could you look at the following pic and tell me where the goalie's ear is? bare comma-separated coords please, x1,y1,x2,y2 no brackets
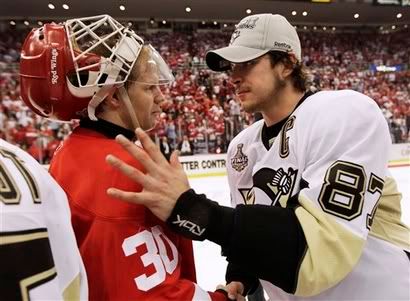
104,88,122,109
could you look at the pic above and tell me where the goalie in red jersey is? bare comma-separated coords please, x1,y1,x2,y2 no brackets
19,15,229,301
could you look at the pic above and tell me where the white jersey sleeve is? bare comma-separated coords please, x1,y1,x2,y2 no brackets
290,90,391,295
0,139,87,301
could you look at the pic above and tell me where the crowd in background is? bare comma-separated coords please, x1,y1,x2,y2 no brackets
1,26,409,163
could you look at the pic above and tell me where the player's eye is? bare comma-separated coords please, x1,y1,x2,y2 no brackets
230,58,259,72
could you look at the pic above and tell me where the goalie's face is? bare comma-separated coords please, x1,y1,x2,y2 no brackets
101,44,172,131
126,84,164,131
123,62,165,131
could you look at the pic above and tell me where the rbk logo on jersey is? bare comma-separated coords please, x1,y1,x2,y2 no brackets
172,215,205,237
231,143,248,172
239,167,298,207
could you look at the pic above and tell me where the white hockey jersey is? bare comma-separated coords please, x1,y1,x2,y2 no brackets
226,90,410,300
0,139,88,300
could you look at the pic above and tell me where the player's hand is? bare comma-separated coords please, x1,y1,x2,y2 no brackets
216,282,245,301
106,128,190,221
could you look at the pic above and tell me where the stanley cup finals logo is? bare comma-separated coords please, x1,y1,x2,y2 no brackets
231,143,248,172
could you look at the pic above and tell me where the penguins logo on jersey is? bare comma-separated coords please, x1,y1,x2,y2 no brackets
231,143,248,172
239,167,298,207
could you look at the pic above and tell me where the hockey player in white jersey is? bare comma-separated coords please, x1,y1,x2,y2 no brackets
0,139,88,300
105,14,410,301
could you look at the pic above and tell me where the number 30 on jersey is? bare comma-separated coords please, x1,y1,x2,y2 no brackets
122,226,178,291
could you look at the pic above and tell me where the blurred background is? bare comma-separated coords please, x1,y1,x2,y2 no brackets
0,0,409,163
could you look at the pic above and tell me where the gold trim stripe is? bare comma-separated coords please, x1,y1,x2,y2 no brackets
0,231,48,245
20,267,57,301
63,274,81,301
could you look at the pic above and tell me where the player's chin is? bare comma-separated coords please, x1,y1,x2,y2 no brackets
241,102,257,113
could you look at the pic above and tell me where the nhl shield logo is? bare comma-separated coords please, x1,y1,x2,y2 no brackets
231,143,248,172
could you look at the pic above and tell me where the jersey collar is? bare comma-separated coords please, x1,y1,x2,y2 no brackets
261,91,313,150
80,118,135,140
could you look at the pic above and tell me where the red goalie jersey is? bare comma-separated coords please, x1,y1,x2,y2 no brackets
50,123,227,301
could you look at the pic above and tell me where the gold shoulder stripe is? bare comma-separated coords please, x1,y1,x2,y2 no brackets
294,194,365,297
0,229,48,245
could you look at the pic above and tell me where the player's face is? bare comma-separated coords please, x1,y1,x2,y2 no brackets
126,69,164,131
229,54,285,113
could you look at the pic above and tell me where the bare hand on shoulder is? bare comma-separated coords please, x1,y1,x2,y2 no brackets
106,128,190,221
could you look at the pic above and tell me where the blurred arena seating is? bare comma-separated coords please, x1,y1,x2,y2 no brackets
1,25,409,163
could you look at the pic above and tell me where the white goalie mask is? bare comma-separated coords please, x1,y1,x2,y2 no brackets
64,14,174,121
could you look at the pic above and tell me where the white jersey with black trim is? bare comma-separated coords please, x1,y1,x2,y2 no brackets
226,90,410,300
0,139,88,300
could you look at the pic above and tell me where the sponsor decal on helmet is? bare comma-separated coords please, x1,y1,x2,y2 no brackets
51,48,59,85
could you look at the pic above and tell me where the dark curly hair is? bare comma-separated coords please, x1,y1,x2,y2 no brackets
268,51,307,92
